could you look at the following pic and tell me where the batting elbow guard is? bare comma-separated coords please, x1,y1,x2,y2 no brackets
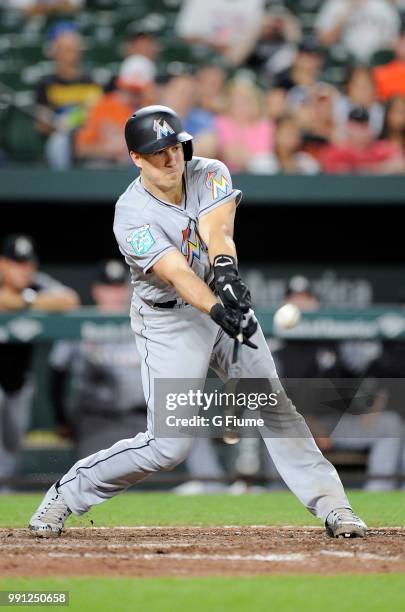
213,255,238,282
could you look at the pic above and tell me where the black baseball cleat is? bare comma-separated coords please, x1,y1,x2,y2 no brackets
325,507,368,538
28,483,71,538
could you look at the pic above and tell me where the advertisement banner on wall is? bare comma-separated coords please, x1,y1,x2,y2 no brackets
241,265,405,308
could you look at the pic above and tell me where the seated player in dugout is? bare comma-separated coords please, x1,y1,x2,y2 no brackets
49,260,147,460
29,106,367,539
0,235,79,488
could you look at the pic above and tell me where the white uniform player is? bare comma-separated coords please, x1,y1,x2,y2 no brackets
29,106,367,538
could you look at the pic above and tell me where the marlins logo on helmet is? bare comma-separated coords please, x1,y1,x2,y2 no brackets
153,118,175,140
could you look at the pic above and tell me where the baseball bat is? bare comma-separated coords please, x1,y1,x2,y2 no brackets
223,331,243,445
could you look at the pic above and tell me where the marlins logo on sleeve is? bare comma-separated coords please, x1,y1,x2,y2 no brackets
206,170,230,200
196,159,242,216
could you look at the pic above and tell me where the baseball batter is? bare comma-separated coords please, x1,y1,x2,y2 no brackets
29,105,367,538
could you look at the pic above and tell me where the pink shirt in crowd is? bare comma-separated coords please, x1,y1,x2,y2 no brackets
215,116,273,172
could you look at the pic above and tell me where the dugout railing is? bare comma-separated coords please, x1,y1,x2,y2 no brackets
2,170,405,203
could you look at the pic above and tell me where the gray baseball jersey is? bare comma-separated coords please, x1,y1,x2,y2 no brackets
59,156,351,521
113,156,242,305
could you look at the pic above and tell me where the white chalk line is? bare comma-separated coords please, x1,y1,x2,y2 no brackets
3,543,399,563
320,550,400,562
2,542,401,563
14,550,399,564
45,552,306,562
1,542,196,550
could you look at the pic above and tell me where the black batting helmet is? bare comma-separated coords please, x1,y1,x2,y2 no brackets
125,105,193,160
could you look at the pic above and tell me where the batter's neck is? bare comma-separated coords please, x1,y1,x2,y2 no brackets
141,176,184,206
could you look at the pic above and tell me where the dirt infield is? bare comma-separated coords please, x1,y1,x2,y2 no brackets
1,527,404,577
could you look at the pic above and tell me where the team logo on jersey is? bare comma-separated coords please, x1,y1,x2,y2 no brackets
206,170,230,200
126,224,155,256
153,118,175,140
181,219,202,266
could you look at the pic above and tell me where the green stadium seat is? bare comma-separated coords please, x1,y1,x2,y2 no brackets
153,0,182,13
160,41,195,65
87,41,121,65
12,44,44,64
75,11,100,36
87,0,119,9
0,71,25,92
0,9,25,34
0,105,45,163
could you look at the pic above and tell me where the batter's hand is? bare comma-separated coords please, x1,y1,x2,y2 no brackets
213,255,252,313
241,308,258,344
210,303,258,348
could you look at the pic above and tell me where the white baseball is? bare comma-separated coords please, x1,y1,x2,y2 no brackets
273,303,301,330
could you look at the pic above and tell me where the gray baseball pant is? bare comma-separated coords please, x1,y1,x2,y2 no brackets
59,301,350,520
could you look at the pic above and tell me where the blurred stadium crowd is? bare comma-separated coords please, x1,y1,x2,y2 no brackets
2,0,405,173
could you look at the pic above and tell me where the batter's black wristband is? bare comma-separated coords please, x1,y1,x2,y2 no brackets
213,255,238,281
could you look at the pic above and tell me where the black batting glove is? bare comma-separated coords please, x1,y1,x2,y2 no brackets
213,255,252,314
210,303,258,349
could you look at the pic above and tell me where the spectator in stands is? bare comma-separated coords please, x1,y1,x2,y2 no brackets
34,22,103,169
157,72,218,158
5,0,83,16
320,106,405,173
194,63,227,115
159,73,214,138
243,4,302,82
336,66,384,137
74,55,156,166
315,0,401,64
295,82,340,160
0,235,79,489
374,28,405,100
380,95,405,153
206,78,274,172
123,21,160,63
266,87,288,123
105,21,160,94
35,22,101,125
274,39,324,106
49,260,147,459
248,114,320,175
175,0,266,66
